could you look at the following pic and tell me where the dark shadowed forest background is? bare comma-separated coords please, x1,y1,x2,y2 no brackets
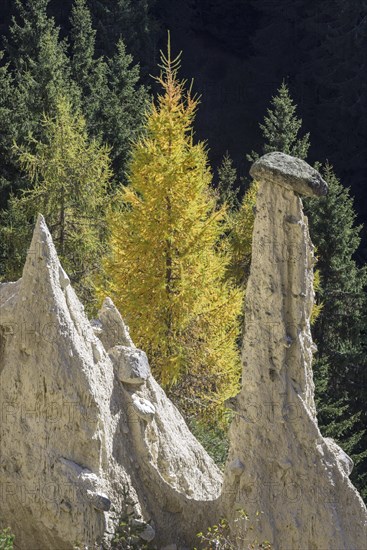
1,0,366,257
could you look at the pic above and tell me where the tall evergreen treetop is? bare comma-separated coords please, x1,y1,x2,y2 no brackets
6,0,51,66
0,0,78,210
70,0,97,90
69,0,149,183
1,0,149,190
216,151,239,210
248,81,310,161
90,39,149,183
0,53,17,199
6,0,74,103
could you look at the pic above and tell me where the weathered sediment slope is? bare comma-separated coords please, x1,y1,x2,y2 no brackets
0,215,221,549
222,152,367,549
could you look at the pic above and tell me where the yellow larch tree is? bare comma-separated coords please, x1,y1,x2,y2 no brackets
102,42,243,417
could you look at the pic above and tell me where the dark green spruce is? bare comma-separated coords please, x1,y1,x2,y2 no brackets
0,0,76,206
70,0,150,183
305,165,367,500
216,151,239,210
247,81,310,162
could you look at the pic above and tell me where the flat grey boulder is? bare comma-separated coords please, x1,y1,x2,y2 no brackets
132,519,156,542
109,345,150,385
250,151,328,197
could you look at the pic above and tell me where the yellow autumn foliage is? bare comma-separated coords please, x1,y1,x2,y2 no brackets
226,180,258,287
101,42,243,418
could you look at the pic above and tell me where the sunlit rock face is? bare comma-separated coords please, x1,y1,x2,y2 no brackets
0,215,221,550
222,152,367,549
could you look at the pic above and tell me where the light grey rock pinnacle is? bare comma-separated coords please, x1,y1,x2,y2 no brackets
0,214,221,549
222,154,367,548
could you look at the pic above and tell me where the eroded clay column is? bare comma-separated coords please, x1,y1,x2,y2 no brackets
221,152,367,549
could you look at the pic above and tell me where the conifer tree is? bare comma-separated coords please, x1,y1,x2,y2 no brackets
88,0,157,67
0,0,148,279
6,0,78,117
0,0,78,274
0,0,78,207
0,97,111,310
305,165,367,499
0,53,17,200
226,181,258,287
248,81,310,162
93,40,149,183
0,0,148,204
69,0,149,183
216,151,239,210
70,0,98,94
102,43,243,416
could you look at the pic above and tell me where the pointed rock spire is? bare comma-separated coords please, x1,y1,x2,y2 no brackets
0,215,221,549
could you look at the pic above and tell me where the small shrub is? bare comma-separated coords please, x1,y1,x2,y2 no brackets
0,528,14,550
196,510,272,550
111,486,155,550
188,418,230,469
